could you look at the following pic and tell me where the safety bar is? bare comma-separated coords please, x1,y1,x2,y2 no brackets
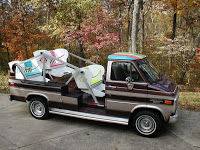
68,52,97,65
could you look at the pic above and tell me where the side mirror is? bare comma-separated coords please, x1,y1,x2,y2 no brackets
126,77,131,84
126,77,134,90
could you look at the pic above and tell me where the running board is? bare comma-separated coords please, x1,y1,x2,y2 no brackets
49,108,129,125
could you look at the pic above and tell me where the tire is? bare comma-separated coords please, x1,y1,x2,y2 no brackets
29,97,49,120
132,110,163,137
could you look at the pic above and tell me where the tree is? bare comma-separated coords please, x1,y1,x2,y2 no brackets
180,31,200,81
1,0,48,60
61,7,120,64
53,0,98,66
131,0,141,53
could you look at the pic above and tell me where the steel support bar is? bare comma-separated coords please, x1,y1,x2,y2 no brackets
15,64,27,80
69,52,97,65
43,53,79,70
65,69,79,85
80,71,99,104
42,54,46,82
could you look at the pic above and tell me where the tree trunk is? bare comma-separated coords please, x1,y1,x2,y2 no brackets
172,12,177,40
140,0,144,53
77,23,85,67
145,23,149,39
22,16,28,59
77,40,85,67
119,3,123,45
2,2,10,62
96,48,102,64
131,0,141,53
127,0,133,41
180,31,200,81
47,11,50,25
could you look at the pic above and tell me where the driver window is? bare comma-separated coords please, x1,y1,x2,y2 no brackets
111,62,143,82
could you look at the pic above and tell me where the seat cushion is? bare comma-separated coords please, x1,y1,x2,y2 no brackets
50,62,63,67
90,78,102,86
25,71,41,77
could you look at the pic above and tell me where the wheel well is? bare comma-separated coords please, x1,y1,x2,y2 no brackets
129,108,164,125
26,95,48,103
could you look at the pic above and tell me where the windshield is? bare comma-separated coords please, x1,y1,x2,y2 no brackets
137,59,161,83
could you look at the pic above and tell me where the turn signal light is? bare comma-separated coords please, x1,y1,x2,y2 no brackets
165,100,172,105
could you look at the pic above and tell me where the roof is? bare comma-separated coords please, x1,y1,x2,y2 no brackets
108,52,146,60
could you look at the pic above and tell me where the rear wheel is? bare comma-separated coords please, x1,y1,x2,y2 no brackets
29,97,49,119
132,110,163,137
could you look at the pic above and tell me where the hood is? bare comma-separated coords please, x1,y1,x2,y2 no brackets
151,75,177,93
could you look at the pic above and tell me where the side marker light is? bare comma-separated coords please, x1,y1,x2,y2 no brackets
165,100,172,105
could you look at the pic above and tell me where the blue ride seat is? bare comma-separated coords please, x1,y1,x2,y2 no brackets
24,61,41,77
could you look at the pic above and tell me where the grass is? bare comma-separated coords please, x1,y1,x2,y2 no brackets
0,72,199,111
179,92,200,112
0,72,9,93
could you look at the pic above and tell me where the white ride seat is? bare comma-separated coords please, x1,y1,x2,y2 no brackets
33,49,74,77
10,59,49,82
73,65,105,97
47,48,74,77
83,65,105,86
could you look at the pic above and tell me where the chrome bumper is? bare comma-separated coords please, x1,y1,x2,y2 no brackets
9,95,12,101
168,110,178,123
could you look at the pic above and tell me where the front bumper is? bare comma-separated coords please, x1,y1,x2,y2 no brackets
168,110,178,123
9,95,12,101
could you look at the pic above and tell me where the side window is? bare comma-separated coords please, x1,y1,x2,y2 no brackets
111,62,143,82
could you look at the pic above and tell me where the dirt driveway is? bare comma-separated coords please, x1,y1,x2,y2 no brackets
0,93,199,150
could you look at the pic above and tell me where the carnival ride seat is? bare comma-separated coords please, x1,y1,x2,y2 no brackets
10,59,49,82
73,65,105,97
33,49,74,77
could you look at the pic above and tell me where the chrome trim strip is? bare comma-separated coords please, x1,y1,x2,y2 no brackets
106,90,148,98
10,86,61,96
17,82,61,89
106,84,176,96
148,94,174,100
106,90,174,100
49,108,129,125
106,99,138,105
8,79,22,83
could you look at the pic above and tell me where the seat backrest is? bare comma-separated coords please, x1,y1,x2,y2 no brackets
33,50,51,69
73,68,93,89
53,48,69,62
33,50,48,56
23,60,41,77
84,65,105,78
24,61,32,72
49,49,68,67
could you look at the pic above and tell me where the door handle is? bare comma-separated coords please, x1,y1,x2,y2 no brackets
108,85,117,89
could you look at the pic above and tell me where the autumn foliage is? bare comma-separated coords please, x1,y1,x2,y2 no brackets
0,0,200,90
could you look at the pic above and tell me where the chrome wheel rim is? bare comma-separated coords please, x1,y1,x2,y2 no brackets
136,115,156,135
30,101,45,117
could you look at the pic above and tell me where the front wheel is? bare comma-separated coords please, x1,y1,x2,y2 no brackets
29,97,49,119
132,110,163,137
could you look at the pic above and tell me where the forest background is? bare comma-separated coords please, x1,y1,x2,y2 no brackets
0,0,200,110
